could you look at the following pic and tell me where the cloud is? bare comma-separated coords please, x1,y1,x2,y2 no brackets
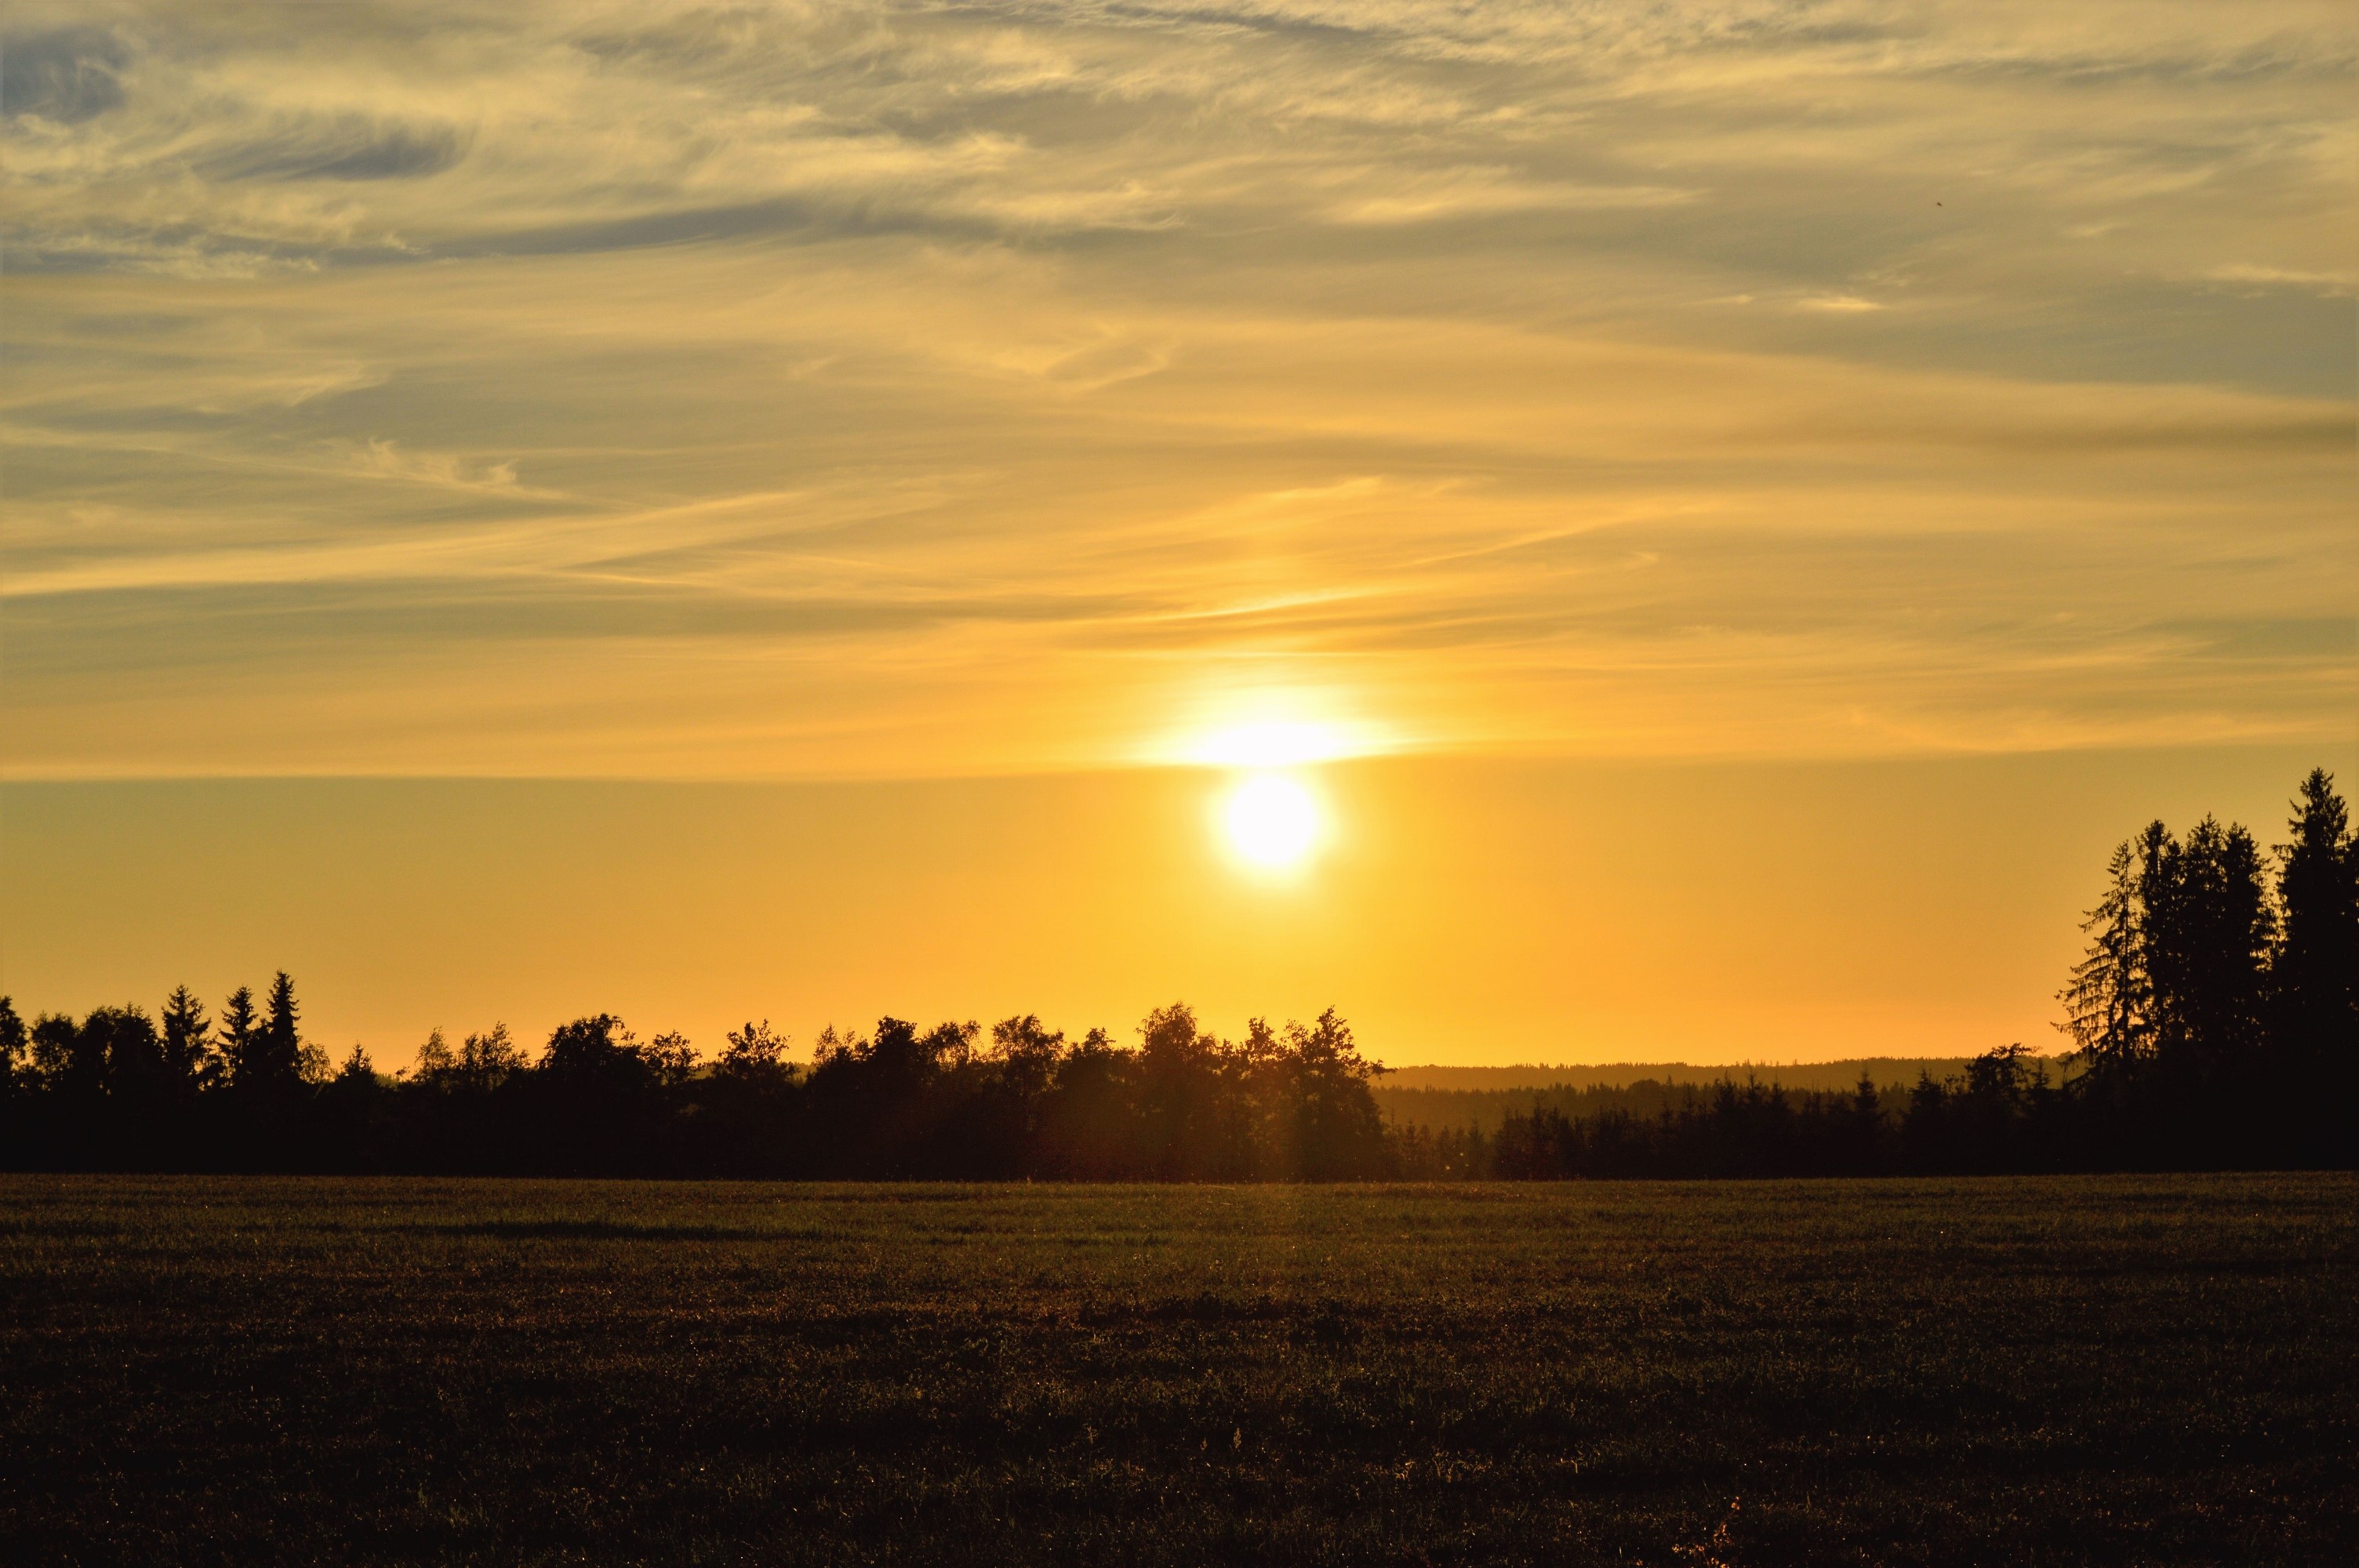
198,117,470,183
2,0,2350,778
1330,177,1698,224
2206,263,2356,296
2,26,129,124
348,438,522,492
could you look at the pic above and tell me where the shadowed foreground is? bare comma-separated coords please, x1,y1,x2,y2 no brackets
2,1176,2354,1566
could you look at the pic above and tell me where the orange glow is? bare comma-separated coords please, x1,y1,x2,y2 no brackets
2,4,2347,1069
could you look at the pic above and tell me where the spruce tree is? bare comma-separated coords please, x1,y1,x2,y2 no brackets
2273,769,2358,1064
2272,770,2357,1156
2142,817,2274,1079
159,986,213,1091
217,986,260,1087
252,971,305,1088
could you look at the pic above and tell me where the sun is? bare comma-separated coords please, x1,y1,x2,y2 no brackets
1219,772,1325,870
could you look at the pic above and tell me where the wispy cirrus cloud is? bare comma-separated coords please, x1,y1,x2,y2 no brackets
2,1,2350,779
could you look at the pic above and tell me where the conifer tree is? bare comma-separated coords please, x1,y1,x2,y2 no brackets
2272,770,2357,1157
2273,769,2358,1065
219,976,304,1091
159,986,213,1091
254,971,304,1087
2059,836,2154,1071
217,986,260,1084
2148,818,2276,1075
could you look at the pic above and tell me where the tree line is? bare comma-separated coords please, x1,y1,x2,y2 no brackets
2,768,2350,1180
1472,768,2357,1177
0,993,1394,1180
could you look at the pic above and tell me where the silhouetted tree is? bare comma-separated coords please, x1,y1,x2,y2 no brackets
2270,769,2357,1159
1899,1069,1956,1174
1042,1027,1135,1179
645,1031,697,1088
805,1017,983,1176
540,1014,652,1087
31,1011,104,1104
2059,838,2154,1075
522,1014,673,1175
967,1014,1064,1176
216,986,261,1087
5,768,2350,1180
248,971,308,1089
1841,1070,1888,1174
93,1005,171,1104
458,1024,525,1089
401,1025,515,1173
990,1014,1064,1099
717,1020,794,1090
1390,1120,1492,1178
159,985,215,1091
692,1020,800,1175
1265,1009,1390,1179
1494,1102,1579,1178
0,996,27,1102
2143,818,2275,1081
1134,1003,1252,1181
415,1028,456,1077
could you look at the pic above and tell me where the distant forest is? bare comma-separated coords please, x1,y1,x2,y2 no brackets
3,768,2352,1179
1371,1062,1999,1140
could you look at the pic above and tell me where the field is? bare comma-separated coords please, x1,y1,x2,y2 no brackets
2,1176,2354,1566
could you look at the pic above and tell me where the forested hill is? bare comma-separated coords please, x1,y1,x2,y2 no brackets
1372,1059,2064,1134
1372,1059,2022,1135
1379,1060,1994,1092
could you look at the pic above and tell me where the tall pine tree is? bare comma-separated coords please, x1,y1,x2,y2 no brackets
2271,770,2357,1156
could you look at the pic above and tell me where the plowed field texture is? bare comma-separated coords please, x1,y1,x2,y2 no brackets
2,1174,2354,1566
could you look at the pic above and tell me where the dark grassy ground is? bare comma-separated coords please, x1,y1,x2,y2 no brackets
1,1175,2353,1566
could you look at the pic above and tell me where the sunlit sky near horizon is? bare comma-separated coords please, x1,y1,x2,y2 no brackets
2,2,2352,1065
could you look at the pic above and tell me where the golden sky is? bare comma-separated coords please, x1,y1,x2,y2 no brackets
2,3,2353,1062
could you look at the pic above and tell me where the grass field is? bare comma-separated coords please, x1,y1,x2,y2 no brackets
2,1175,2354,1566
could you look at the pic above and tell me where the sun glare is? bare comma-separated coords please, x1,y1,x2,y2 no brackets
1185,719,1361,769
1219,772,1325,871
